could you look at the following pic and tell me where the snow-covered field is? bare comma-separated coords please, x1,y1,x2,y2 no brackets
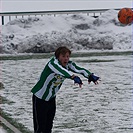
0,53,133,133
0,126,7,133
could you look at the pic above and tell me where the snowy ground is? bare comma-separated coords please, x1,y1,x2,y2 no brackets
0,126,7,133
0,52,133,133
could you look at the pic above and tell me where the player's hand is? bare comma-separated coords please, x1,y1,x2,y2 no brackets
88,73,100,85
73,76,83,88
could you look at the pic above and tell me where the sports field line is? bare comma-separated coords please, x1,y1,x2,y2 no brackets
0,116,22,133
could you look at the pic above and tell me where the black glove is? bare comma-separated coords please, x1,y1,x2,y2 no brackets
73,76,83,85
88,73,99,83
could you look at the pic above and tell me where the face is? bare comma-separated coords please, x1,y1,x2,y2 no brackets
58,52,70,67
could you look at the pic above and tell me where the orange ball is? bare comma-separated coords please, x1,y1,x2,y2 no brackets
132,11,133,20
118,8,133,24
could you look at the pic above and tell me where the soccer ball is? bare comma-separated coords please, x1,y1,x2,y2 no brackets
118,8,133,25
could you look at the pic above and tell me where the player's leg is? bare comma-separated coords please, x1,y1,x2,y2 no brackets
32,95,48,133
45,97,56,133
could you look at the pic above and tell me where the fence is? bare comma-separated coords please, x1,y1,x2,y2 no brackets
0,8,122,25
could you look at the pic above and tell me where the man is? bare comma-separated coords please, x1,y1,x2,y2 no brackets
31,46,99,133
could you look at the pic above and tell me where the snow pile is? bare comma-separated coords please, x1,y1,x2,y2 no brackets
0,9,132,54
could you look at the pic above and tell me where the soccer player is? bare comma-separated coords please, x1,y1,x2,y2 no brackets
31,46,99,133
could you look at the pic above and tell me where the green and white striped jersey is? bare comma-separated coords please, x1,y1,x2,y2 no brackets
31,57,91,101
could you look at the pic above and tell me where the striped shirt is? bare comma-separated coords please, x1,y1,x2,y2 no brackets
31,57,91,101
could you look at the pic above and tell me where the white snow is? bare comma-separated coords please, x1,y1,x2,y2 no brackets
0,9,132,54
1,54,132,133
0,126,7,133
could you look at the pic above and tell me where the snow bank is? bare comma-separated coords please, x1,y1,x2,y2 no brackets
0,9,132,54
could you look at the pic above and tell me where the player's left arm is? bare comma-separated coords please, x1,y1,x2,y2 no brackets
68,61,100,84
68,61,91,78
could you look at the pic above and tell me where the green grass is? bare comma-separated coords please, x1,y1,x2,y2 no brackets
72,51,133,58
0,82,4,90
0,96,15,104
0,51,132,61
0,53,53,60
1,122,14,133
73,59,115,63
0,96,32,133
1,110,32,133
